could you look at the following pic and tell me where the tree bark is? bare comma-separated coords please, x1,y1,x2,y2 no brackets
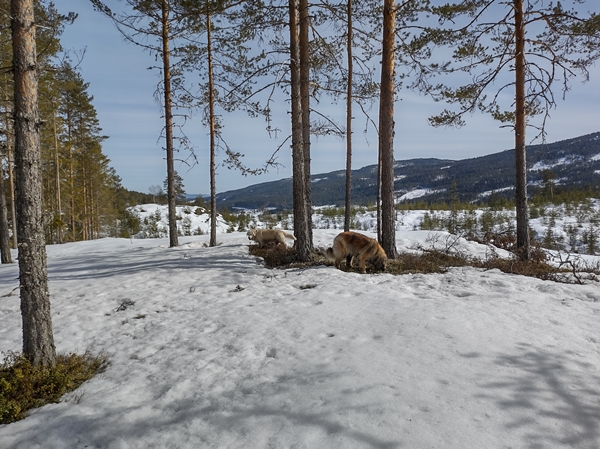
4,73,18,248
299,0,313,250
514,0,530,260
67,114,75,241
344,0,353,232
289,0,310,262
207,1,217,247
1,75,14,261
377,141,381,242
11,0,56,366
52,105,62,244
378,0,397,259
0,159,12,263
161,0,178,248
8,141,17,247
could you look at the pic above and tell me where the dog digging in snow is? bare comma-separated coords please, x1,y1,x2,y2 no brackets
326,231,387,273
247,229,296,249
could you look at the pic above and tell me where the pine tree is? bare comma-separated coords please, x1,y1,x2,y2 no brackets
426,0,600,260
378,0,397,259
175,1,295,246
1,68,14,261
91,0,198,248
11,0,56,366
344,0,353,232
54,63,109,241
289,0,311,262
1,7,15,255
0,159,12,263
163,170,186,203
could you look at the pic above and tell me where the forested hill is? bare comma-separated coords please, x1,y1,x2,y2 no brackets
214,132,600,210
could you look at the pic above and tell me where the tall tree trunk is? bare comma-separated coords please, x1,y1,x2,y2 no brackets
4,73,17,248
90,176,98,239
377,142,381,242
52,105,62,244
11,0,56,366
207,1,217,247
379,0,397,259
289,0,310,262
344,0,353,232
1,76,14,260
514,0,530,260
0,159,12,263
68,118,75,241
161,0,178,247
8,137,17,247
80,129,89,241
299,0,312,249
82,169,89,240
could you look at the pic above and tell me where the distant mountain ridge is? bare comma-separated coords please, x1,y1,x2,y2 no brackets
214,132,600,210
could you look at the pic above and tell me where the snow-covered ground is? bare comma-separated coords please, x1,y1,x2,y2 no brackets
1,227,600,448
127,201,600,257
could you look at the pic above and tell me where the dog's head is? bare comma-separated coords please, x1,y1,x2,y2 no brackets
246,229,258,241
370,250,388,272
371,255,387,272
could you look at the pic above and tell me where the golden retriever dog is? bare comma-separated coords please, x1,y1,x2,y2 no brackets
247,229,296,248
326,231,387,273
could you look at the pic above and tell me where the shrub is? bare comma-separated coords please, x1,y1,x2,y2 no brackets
475,254,565,282
0,351,108,424
386,250,472,275
181,216,192,236
248,244,301,268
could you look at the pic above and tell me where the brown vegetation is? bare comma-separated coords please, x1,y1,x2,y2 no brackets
249,233,599,284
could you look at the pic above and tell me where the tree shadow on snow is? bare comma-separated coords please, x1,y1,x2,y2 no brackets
164,366,401,448
5,366,402,449
479,342,600,449
44,243,257,281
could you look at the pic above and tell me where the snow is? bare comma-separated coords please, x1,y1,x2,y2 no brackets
129,204,230,238
479,186,514,197
2,227,600,448
397,189,444,201
529,156,583,171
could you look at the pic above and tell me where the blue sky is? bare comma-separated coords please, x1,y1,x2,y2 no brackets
58,0,600,196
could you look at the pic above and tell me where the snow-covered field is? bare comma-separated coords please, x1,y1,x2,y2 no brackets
1,225,600,448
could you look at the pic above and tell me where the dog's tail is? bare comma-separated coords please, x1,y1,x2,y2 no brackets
325,247,335,260
283,232,296,241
